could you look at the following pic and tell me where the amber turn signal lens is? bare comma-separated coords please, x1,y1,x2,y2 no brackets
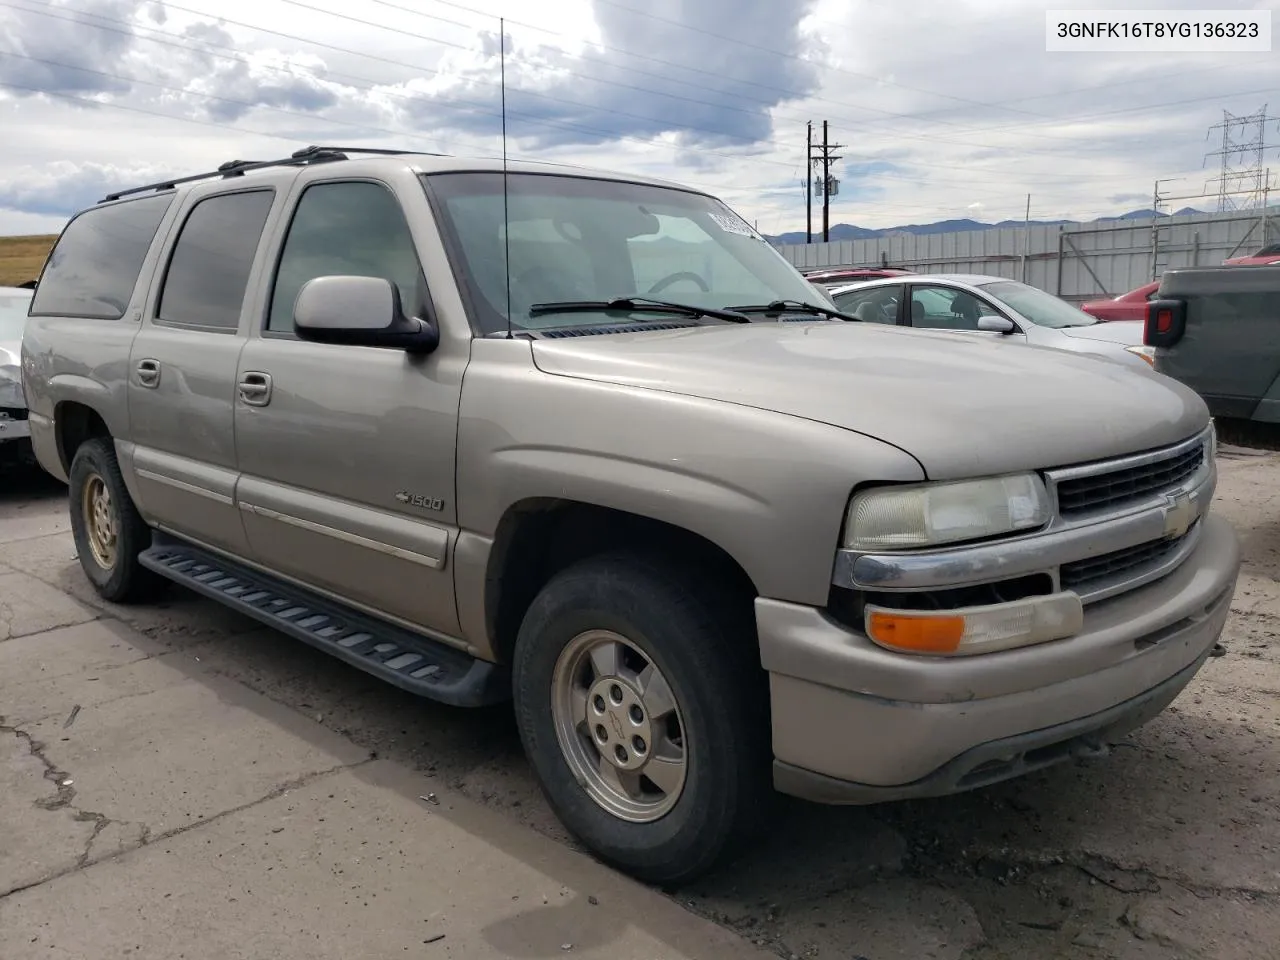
867,611,965,654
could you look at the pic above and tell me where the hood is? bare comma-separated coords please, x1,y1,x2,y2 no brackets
1057,320,1144,346
530,322,1207,480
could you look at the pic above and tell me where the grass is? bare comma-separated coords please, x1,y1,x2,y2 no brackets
0,235,56,287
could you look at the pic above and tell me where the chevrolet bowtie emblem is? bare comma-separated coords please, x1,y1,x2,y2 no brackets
1163,492,1196,539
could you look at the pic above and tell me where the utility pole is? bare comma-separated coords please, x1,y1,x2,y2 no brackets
1020,194,1031,282
810,121,844,243
822,121,831,242
805,122,813,244
1151,178,1178,281
1262,167,1273,244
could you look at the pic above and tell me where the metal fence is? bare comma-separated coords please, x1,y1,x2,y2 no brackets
774,207,1279,302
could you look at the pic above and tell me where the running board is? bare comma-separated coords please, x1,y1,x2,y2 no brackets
139,537,508,707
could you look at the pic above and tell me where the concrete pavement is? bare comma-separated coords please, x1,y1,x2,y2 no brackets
0,620,766,960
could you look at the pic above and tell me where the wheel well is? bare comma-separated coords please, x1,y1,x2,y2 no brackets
55,402,110,473
485,500,759,663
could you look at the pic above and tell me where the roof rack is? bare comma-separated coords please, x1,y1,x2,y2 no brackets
99,145,449,203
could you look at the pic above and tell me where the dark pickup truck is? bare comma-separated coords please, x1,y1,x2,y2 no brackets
1147,264,1280,423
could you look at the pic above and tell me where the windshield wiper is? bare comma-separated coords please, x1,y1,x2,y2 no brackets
527,297,750,323
725,300,860,322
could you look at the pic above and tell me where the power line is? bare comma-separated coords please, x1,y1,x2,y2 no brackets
0,50,493,155
228,0,1107,161
584,0,1046,121
369,0,1256,154
6,0,1267,184
4,0,1184,191
163,2,1280,164
259,0,1261,164
357,0,1096,148
2,0,1274,227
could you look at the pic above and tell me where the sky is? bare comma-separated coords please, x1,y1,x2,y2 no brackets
0,0,1277,238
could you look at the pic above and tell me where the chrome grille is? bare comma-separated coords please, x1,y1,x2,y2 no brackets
1059,526,1194,594
1055,441,1205,517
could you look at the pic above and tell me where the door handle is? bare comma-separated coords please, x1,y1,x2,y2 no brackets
238,372,272,407
136,358,160,388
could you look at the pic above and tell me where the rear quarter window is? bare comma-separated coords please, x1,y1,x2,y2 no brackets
29,194,174,320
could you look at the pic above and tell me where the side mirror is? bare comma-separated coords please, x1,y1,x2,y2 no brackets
977,315,1016,334
294,276,439,353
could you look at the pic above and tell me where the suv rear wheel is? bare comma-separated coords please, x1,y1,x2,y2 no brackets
68,437,163,603
512,552,770,885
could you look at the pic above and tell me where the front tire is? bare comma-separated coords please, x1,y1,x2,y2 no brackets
512,553,771,885
68,437,163,603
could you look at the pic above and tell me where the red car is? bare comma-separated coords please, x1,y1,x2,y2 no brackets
803,266,914,287
1223,242,1280,266
1079,280,1161,322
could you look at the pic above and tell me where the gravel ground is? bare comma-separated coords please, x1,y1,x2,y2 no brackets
2,446,1277,960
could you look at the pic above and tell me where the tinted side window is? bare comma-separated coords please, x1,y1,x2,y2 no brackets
268,181,422,334
833,284,902,323
158,190,275,330
909,285,1001,331
30,194,173,320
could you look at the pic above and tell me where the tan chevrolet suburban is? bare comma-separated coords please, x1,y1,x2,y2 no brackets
20,146,1241,884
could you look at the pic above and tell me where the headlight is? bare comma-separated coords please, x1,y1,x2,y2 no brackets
845,474,1050,551
1125,345,1156,367
1208,419,1217,461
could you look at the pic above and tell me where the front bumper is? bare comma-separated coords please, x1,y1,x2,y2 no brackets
759,513,1239,803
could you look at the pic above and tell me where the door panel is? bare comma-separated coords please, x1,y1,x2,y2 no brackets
232,177,464,639
128,328,248,551
234,338,464,636
127,188,275,555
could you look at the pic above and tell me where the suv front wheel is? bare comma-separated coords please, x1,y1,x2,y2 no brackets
512,553,770,885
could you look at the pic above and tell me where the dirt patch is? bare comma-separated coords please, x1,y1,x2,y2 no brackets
0,235,55,287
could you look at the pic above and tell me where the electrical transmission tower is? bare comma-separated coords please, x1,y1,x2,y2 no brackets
1203,105,1280,212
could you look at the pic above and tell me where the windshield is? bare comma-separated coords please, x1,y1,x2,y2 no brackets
977,280,1097,329
0,291,33,341
425,172,824,334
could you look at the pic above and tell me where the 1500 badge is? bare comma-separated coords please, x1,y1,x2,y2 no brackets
395,491,445,511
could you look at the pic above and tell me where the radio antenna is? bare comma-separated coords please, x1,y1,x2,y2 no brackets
500,17,513,340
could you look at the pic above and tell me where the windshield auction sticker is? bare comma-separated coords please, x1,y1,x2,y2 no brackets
708,212,761,239
1046,9,1271,52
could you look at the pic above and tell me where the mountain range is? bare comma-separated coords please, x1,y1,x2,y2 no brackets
765,207,1208,245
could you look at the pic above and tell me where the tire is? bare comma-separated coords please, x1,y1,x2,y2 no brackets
512,552,772,886
67,437,164,603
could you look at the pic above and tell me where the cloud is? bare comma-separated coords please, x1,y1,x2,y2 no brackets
385,0,826,152
0,161,179,216
1,0,1278,236
0,0,147,99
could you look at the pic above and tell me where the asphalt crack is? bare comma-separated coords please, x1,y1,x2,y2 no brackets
911,840,1280,903
0,742,375,902
0,719,129,877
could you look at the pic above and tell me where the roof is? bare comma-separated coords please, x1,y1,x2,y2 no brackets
826,273,1012,295
99,145,701,204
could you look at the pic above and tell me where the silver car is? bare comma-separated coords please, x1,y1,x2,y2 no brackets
829,274,1153,368
0,284,34,467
